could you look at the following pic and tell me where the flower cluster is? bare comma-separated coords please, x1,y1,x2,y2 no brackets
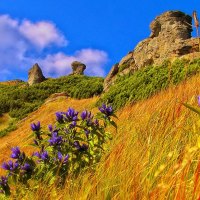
0,104,116,196
99,104,113,117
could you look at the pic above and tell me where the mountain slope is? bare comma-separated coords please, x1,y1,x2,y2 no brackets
0,72,200,199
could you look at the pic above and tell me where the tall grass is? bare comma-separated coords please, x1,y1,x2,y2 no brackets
2,74,200,199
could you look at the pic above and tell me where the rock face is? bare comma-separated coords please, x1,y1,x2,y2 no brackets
71,61,86,75
104,11,200,91
28,63,45,85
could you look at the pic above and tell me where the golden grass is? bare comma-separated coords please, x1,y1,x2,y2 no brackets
0,114,12,130
1,74,200,199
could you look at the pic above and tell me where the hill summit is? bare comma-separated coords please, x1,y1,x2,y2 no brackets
104,10,200,91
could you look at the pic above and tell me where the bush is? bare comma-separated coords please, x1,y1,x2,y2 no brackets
0,75,104,120
97,59,200,110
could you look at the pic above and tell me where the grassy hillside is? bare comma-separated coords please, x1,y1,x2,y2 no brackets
98,59,200,110
0,114,12,131
0,75,103,120
0,72,200,199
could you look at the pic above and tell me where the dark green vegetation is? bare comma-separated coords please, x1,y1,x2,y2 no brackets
98,59,200,110
0,75,103,120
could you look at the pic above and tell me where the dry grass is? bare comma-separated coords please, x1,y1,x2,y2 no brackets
1,74,200,199
0,114,12,131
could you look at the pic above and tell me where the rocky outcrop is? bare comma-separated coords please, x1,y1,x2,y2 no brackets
104,11,200,91
28,63,45,85
71,61,86,75
103,63,119,91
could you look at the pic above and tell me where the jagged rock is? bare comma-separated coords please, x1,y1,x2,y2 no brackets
104,10,200,91
71,61,86,75
28,63,45,86
103,63,119,91
134,11,193,68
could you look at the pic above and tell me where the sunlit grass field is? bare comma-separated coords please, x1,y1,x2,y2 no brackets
1,73,200,199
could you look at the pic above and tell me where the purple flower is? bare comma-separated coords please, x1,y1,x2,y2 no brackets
2,160,19,171
21,163,32,172
33,151,41,159
65,108,78,122
70,121,76,129
81,110,93,120
56,112,64,123
41,151,49,161
99,104,113,116
30,121,41,132
198,96,200,106
0,176,8,187
84,129,90,137
48,124,53,132
48,131,63,146
74,141,88,152
57,152,69,164
10,147,21,159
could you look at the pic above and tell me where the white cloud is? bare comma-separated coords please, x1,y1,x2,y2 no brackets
0,14,108,80
19,20,67,49
34,49,108,77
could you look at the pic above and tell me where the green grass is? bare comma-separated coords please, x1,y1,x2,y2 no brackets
97,59,200,110
0,75,103,120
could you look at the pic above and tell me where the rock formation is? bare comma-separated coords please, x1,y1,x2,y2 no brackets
71,61,86,75
28,63,46,85
104,11,200,91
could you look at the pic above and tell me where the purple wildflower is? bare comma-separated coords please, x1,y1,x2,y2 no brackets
33,151,41,159
74,141,88,152
21,163,32,172
30,121,41,132
41,151,49,161
84,129,90,137
56,112,64,123
10,147,21,159
0,176,8,188
70,121,76,129
57,152,69,164
48,131,63,146
2,160,19,171
81,110,93,120
99,104,113,117
65,108,78,122
198,96,200,106
48,124,53,132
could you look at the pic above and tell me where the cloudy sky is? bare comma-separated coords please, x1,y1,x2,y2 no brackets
0,0,199,81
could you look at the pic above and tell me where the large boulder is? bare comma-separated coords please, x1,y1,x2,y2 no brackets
134,11,193,68
104,10,200,91
71,61,86,75
28,63,45,86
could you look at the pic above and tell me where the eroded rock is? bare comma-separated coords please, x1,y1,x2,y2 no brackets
28,63,45,85
71,61,86,75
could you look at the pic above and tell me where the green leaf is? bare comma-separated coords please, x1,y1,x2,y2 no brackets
110,120,117,129
183,103,200,116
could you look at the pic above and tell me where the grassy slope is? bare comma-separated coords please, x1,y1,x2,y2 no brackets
0,114,12,131
0,97,98,175
1,73,200,199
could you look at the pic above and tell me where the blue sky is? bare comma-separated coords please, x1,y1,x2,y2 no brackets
0,0,199,81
